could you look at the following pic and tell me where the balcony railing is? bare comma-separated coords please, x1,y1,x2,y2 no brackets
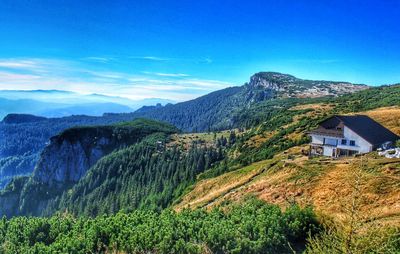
310,143,337,147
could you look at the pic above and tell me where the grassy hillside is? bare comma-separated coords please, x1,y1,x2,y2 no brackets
177,146,400,224
360,106,400,134
176,107,400,252
177,107,400,220
173,87,400,216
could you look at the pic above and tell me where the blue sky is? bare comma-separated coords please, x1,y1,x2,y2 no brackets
0,0,399,101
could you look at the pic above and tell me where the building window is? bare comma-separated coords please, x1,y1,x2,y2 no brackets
349,140,356,146
341,139,347,145
324,138,337,146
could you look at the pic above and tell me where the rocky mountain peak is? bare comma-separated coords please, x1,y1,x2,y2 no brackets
248,72,297,91
247,71,368,98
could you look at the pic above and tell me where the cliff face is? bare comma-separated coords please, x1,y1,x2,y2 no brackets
32,125,146,186
248,73,290,92
34,134,111,186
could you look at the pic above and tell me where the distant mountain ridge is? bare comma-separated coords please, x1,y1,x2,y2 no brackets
0,90,175,119
2,114,47,124
131,72,369,131
0,89,174,106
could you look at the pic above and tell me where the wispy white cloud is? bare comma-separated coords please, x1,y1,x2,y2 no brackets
177,79,229,89
130,56,170,61
142,71,190,77
0,60,38,69
0,58,80,75
0,57,232,101
129,56,214,64
85,70,126,79
82,57,114,63
0,71,41,82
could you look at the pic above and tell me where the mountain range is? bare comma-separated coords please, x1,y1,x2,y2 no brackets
0,90,174,119
0,72,372,190
0,71,399,252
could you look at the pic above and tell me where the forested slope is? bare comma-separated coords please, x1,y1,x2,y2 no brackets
0,119,179,217
45,133,227,216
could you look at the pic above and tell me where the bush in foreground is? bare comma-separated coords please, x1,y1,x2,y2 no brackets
0,199,319,254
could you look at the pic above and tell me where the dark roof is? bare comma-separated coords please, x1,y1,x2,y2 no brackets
316,115,399,145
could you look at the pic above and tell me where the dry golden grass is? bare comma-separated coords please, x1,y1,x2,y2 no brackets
285,131,303,142
245,131,276,148
290,103,333,111
175,160,274,211
177,146,400,226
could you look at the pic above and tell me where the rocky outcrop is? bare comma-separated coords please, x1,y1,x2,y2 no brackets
248,72,368,98
248,73,292,91
32,125,145,187
33,136,109,186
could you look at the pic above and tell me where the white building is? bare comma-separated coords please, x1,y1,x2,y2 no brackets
309,115,399,157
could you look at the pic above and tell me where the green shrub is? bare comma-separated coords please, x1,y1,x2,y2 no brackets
0,200,319,254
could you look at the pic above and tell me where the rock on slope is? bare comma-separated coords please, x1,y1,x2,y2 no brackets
33,127,131,186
